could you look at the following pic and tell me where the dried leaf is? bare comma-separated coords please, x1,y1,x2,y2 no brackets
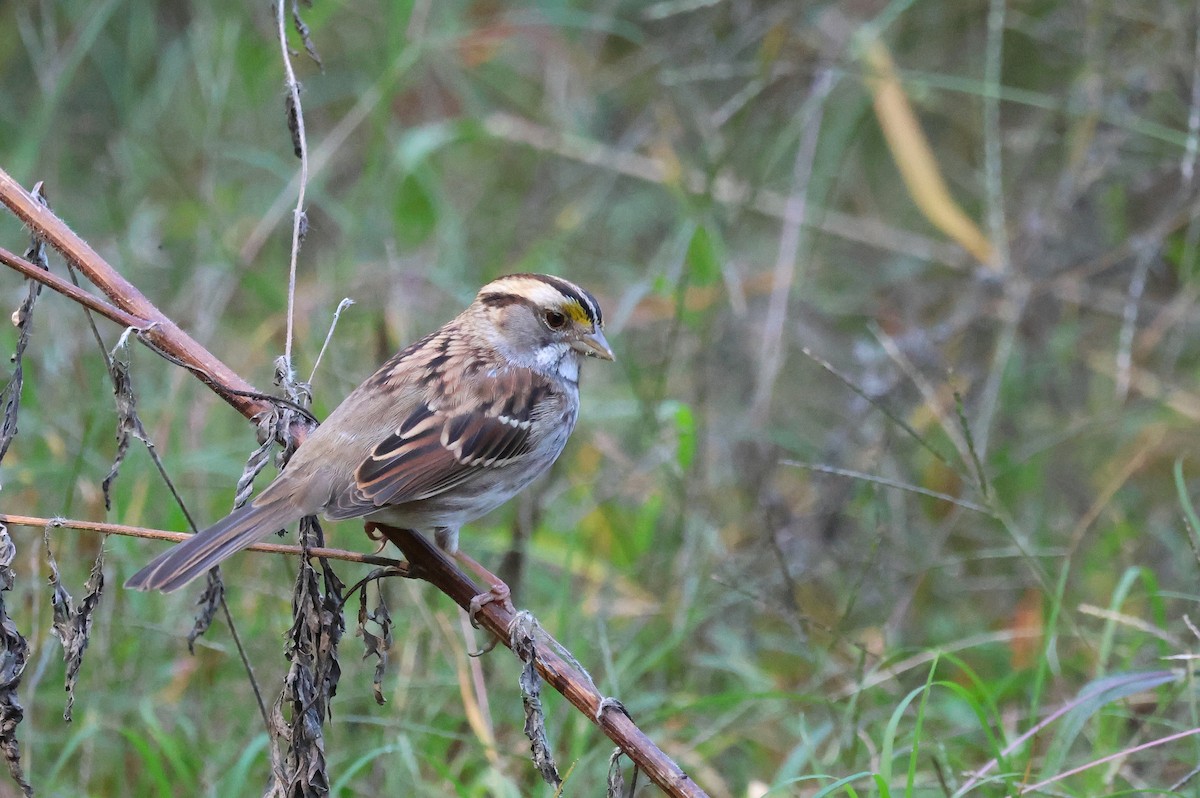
284,90,304,159
186,569,225,654
290,0,323,68
100,351,152,510
607,749,626,798
0,525,32,796
510,612,561,787
356,587,392,705
44,528,105,723
0,212,48,467
266,517,343,798
863,39,994,267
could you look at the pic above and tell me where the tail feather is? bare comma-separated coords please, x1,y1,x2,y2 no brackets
125,499,302,592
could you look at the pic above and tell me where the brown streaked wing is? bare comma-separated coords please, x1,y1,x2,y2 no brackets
323,367,555,520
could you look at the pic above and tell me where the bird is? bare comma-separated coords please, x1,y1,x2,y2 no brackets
125,273,613,600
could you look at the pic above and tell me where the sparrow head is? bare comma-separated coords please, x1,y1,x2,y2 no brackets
473,274,614,370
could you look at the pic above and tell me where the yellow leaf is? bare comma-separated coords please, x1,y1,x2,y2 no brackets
864,40,995,268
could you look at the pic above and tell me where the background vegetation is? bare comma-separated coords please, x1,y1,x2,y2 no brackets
2,0,1200,795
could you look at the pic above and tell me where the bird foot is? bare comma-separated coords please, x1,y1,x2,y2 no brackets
363,522,390,554
468,581,514,627
454,549,516,626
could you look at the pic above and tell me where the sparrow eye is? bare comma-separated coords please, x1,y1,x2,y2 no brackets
544,310,567,330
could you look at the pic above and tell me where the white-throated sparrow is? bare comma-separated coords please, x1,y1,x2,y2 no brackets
126,273,613,594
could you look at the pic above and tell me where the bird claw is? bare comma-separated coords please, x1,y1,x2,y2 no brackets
453,548,515,627
468,581,514,627
362,522,389,554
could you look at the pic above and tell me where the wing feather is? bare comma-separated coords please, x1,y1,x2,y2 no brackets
323,366,558,521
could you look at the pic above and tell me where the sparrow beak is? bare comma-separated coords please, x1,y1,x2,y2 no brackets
573,328,615,361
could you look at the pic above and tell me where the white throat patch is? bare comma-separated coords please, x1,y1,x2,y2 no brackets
556,353,579,383
532,342,578,382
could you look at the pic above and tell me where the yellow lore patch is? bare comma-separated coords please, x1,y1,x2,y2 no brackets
562,300,591,325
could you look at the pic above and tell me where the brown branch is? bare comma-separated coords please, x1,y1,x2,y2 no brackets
0,168,708,797
0,514,406,571
0,169,293,430
377,526,704,797
0,246,149,330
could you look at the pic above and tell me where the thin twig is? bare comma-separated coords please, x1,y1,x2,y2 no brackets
952,391,991,499
970,278,1028,462
240,46,417,265
954,670,1178,795
220,595,271,729
1184,13,1200,184
0,245,147,330
1042,192,1200,305
277,0,309,367
0,514,406,571
0,170,299,433
833,628,1045,702
309,298,354,384
868,321,974,471
800,345,959,471
782,461,994,516
1076,604,1183,647
1115,245,1154,402
1019,725,1200,795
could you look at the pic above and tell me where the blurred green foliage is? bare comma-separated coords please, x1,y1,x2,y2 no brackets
3,0,1200,796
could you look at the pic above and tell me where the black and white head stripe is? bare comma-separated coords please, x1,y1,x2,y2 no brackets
478,273,603,326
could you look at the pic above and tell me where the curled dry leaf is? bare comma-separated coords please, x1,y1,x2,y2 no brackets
607,748,630,798
0,525,31,797
100,351,152,511
186,569,225,655
290,0,323,68
510,612,561,788
267,517,344,798
356,586,392,706
0,217,47,467
0,204,43,796
43,528,105,723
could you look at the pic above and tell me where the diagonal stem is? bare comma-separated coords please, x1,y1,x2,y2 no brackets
0,168,299,434
375,525,706,798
